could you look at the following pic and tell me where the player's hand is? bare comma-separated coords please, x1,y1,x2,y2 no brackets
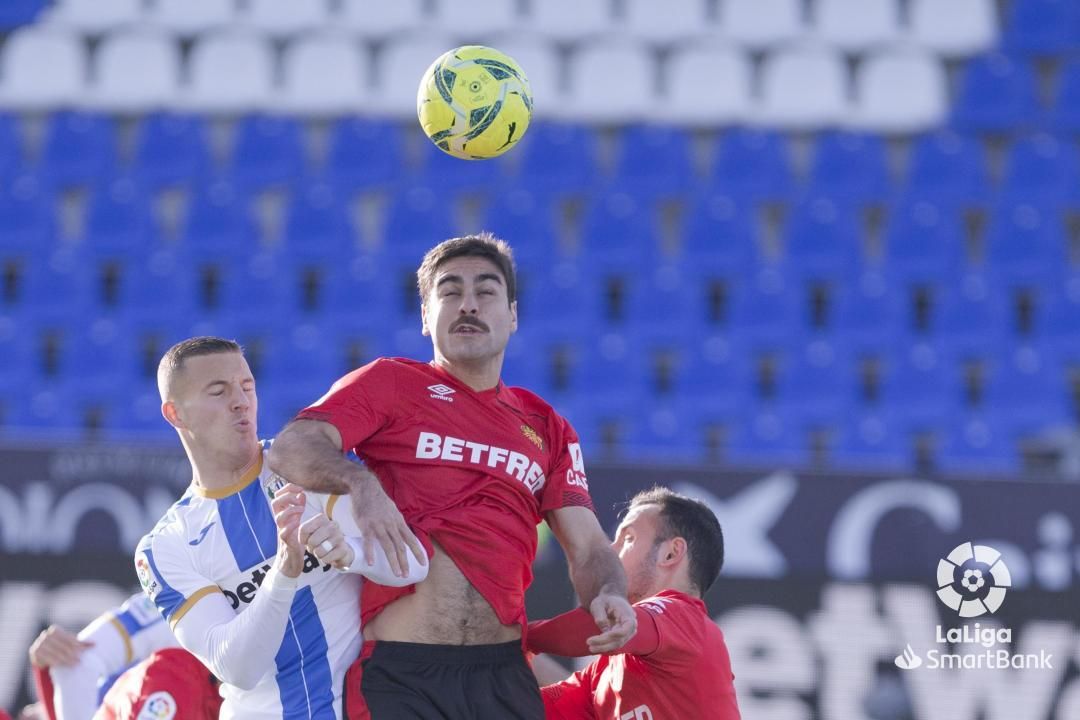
300,513,353,570
587,593,637,654
272,483,307,578
16,702,47,720
348,475,427,578
28,626,91,668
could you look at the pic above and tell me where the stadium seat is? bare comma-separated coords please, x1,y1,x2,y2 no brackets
238,0,330,38
280,182,357,264
619,0,714,45
710,128,794,199
113,254,197,330
808,132,891,201
810,0,900,52
908,0,998,57
0,0,46,29
430,0,519,39
882,200,964,283
573,334,652,404
43,0,143,33
1049,59,1080,133
719,0,802,50
783,196,861,280
726,405,809,467
181,32,275,114
516,121,600,194
524,0,615,42
951,53,1039,133
145,0,234,36
566,41,654,124
487,33,562,119
903,131,990,203
985,203,1065,283
179,179,260,261
577,191,660,271
757,45,849,130
336,0,426,39
82,177,155,259
0,174,55,251
0,27,85,110
375,33,459,117
851,48,948,134
982,345,1072,427
620,272,698,343
324,117,404,192
937,413,1020,476
936,276,1008,353
228,114,306,191
679,192,757,269
1041,285,1080,356
415,139,507,192
611,124,695,195
657,42,752,126
1002,0,1078,56
1000,134,1080,205
19,257,94,329
728,266,801,345
89,31,180,113
38,112,117,189
832,410,910,472
0,113,21,179
278,34,371,115
831,274,904,348
773,339,855,419
131,113,212,189
478,188,561,268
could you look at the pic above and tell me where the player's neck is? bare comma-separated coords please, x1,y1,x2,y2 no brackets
187,441,262,492
433,355,502,392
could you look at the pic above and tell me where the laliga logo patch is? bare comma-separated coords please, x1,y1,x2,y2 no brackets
935,542,1012,617
137,691,176,720
135,554,161,600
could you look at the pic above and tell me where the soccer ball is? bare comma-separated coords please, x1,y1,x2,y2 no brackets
417,45,533,160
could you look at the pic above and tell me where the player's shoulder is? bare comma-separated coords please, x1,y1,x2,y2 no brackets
636,590,708,623
500,383,566,425
137,490,205,553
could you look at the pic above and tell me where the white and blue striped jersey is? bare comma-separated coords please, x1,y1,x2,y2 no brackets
135,442,364,719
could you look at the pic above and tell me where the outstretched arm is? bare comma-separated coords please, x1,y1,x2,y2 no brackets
546,507,636,653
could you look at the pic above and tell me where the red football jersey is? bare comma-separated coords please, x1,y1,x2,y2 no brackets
297,358,595,627
537,591,741,720
93,648,221,720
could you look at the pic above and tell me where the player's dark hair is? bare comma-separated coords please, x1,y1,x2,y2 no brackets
629,486,724,596
157,336,243,399
416,232,517,305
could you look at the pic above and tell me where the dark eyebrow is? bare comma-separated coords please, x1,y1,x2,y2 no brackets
476,272,503,285
436,274,463,288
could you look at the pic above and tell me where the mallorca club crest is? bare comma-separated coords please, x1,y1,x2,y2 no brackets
521,424,544,451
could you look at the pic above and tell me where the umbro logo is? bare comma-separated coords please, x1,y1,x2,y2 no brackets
428,384,456,402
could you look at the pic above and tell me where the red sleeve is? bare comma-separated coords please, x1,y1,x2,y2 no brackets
294,359,396,451
527,606,660,657
541,670,598,720
32,665,58,720
540,416,595,515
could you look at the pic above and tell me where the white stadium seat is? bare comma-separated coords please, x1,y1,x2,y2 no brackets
756,44,849,129
430,0,519,41
850,47,947,133
239,0,330,39
374,32,459,117
487,34,563,119
657,43,751,126
566,40,654,123
619,0,715,45
811,0,900,52
336,0,427,40
908,0,997,57
526,0,616,43
0,28,86,110
145,0,235,37
278,34,371,115
44,0,144,34
180,32,274,113
719,0,803,50
89,32,180,112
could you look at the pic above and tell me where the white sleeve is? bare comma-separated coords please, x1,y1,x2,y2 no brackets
315,494,429,587
172,565,299,691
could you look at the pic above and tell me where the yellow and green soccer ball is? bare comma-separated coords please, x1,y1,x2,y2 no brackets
417,45,533,160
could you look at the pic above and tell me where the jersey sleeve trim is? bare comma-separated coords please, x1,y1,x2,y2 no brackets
169,586,221,630
107,617,134,665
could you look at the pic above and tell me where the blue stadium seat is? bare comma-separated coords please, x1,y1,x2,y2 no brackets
317,261,400,339
1040,283,1080,356
0,0,46,29
679,192,757,270
577,191,662,272
180,179,259,261
982,345,1072,427
937,276,1008,352
773,339,855,420
38,112,117,189
515,266,590,342
879,343,958,427
808,131,891,201
620,270,699,343
516,121,600,194
611,124,696,195
280,182,356,264
132,113,212,190
416,136,506,192
1001,134,1080,204
728,265,802,344
711,128,794,199
112,253,197,330
228,114,306,191
259,325,341,411
574,334,652,402
625,398,725,465
0,113,23,180
18,256,94,329
832,273,905,348
726,404,809,468
672,334,753,411
1002,0,1079,56
382,185,456,257
1050,59,1080,133
186,254,294,331
904,131,989,203
784,195,861,278
937,413,1020,476
951,53,1038,132
83,177,156,258
325,117,404,192
832,410,910,473
985,203,1065,283
478,188,562,269
0,174,55,253
882,200,964,283
74,321,145,393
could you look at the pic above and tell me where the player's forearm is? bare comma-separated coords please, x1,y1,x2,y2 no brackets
269,420,374,496
569,543,627,608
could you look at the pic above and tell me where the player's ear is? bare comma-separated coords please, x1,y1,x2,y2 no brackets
509,299,518,334
658,537,687,568
420,301,431,337
161,400,184,429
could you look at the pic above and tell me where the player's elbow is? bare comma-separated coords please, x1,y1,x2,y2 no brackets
215,663,264,691
380,561,429,588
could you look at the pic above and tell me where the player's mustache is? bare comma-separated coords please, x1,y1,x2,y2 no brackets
451,317,489,332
